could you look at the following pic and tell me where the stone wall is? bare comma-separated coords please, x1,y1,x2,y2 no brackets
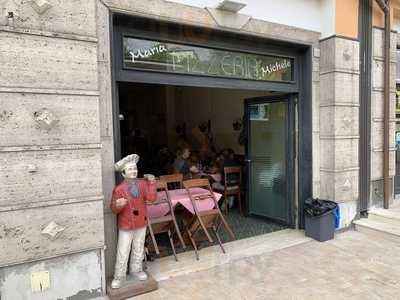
0,0,324,297
319,36,360,228
369,28,397,206
0,0,104,299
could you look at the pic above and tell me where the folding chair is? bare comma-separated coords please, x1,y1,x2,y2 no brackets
159,173,183,190
183,178,235,260
146,180,186,261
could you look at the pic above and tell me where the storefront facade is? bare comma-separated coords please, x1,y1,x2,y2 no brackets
0,0,397,299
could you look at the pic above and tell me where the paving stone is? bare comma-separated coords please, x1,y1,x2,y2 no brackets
129,231,400,300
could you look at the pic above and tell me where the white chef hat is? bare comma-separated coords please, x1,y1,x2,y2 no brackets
114,154,140,173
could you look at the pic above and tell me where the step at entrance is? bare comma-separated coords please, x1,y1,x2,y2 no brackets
354,208,400,242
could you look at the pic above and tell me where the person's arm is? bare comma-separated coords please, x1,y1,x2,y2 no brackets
173,158,184,174
110,188,127,214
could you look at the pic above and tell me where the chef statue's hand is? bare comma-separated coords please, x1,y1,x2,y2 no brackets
115,198,128,208
144,174,156,182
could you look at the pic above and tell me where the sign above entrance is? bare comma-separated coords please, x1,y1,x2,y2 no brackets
123,37,294,82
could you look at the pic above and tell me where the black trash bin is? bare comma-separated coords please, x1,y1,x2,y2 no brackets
304,198,337,242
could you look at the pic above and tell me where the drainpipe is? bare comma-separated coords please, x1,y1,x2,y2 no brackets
375,0,391,209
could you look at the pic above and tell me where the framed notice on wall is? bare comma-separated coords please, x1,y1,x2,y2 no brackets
249,104,270,121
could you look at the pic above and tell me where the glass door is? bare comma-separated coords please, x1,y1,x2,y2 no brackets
245,95,294,225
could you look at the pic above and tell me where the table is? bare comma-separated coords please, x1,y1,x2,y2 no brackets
197,172,222,183
147,188,222,219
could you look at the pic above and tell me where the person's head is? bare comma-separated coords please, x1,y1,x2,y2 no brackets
122,162,138,179
115,154,140,180
227,148,235,160
217,150,227,161
182,148,190,159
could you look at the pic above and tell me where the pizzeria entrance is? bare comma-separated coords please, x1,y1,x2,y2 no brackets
111,13,312,272
117,81,293,248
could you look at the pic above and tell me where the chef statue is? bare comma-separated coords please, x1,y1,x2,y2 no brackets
110,154,157,289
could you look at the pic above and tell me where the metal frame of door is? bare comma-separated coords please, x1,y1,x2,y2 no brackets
244,94,296,227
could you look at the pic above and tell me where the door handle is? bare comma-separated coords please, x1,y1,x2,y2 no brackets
245,159,252,163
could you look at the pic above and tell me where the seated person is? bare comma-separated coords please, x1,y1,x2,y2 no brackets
212,149,240,209
199,145,217,171
152,145,175,176
173,147,199,179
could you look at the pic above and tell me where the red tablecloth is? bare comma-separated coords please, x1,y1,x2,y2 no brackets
147,188,222,219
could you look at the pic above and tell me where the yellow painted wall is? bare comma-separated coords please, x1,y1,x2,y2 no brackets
372,0,400,29
336,0,359,38
373,1,385,27
334,0,400,35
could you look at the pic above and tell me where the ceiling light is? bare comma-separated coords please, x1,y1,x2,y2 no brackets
217,0,246,13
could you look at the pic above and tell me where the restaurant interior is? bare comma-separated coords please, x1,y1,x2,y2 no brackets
118,81,287,259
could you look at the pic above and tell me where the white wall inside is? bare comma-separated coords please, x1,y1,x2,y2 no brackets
171,86,267,154
167,0,329,34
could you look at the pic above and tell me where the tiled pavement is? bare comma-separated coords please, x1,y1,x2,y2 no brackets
132,230,400,300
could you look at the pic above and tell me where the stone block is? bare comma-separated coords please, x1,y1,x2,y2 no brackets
312,132,320,186
97,0,114,139
320,37,359,74
0,32,98,91
0,93,100,147
320,72,359,106
312,57,320,72
236,18,320,45
312,81,320,132
104,211,117,278
370,178,395,207
0,201,104,267
371,150,396,180
103,0,215,28
371,120,396,150
0,148,102,207
372,28,397,61
101,136,116,209
0,250,102,300
0,0,97,37
98,61,113,138
333,37,360,73
372,60,397,91
320,138,359,171
371,91,396,119
312,70,320,82
319,37,335,72
320,106,359,137
97,0,111,64
320,169,359,202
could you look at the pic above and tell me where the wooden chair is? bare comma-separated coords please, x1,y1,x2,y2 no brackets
215,166,243,216
146,180,186,261
159,173,183,190
183,178,235,260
